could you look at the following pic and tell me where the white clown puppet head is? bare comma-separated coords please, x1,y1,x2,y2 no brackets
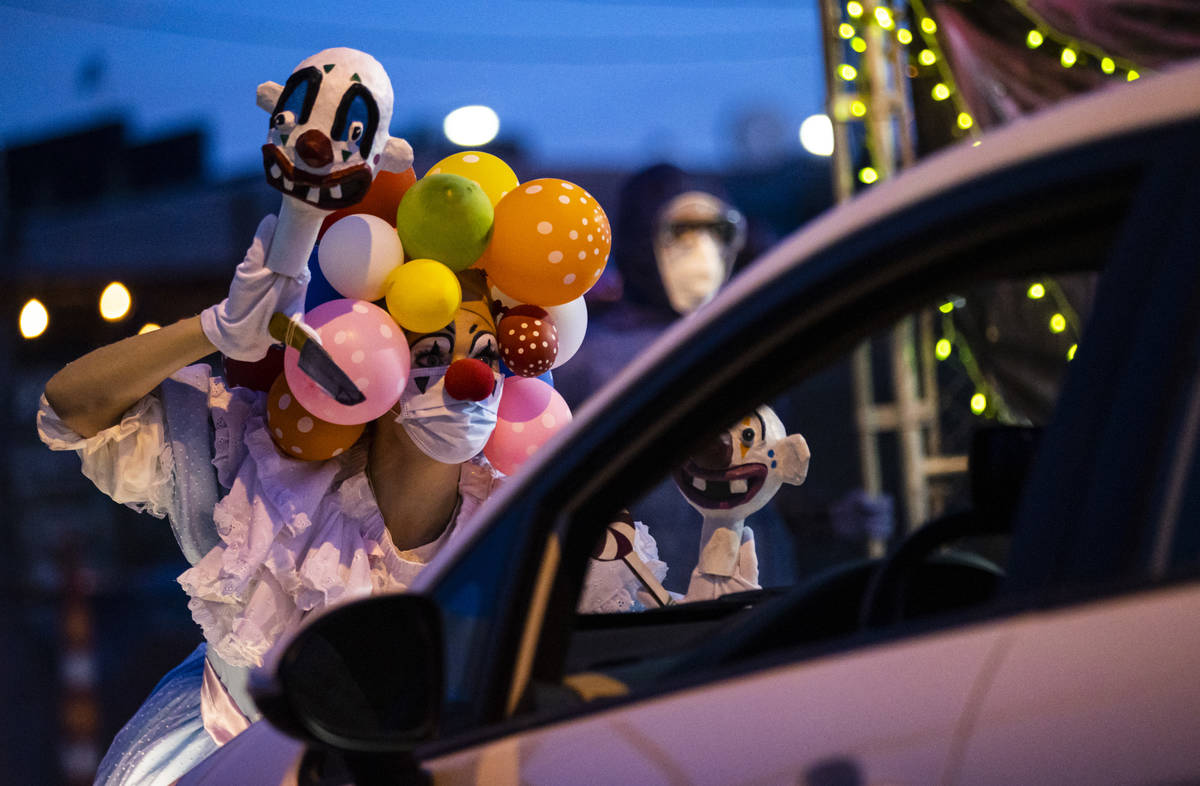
257,47,412,210
253,48,414,277
673,404,809,523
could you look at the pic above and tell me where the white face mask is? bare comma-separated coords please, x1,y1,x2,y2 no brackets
656,231,727,314
397,366,503,464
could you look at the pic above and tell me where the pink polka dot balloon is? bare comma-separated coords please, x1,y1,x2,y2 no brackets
283,299,411,426
484,376,572,475
484,178,611,307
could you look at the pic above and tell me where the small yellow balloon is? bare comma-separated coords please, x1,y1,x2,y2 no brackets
427,151,520,207
385,259,463,333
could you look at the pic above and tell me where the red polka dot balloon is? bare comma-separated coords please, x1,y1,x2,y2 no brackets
498,305,558,377
484,178,611,307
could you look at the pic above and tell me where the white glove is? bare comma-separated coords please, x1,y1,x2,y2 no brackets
200,214,311,361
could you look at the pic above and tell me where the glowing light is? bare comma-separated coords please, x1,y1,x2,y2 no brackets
839,23,855,39
1067,343,1078,361
799,114,835,157
443,105,500,147
971,393,987,415
99,282,132,322
957,112,974,130
931,83,950,101
851,37,867,53
939,301,955,314
138,323,161,335
897,28,913,45
1050,313,1067,333
920,17,937,34
1027,282,1046,299
858,167,879,185
1060,47,1077,68
1101,57,1116,74
874,7,894,29
1127,70,1140,81
972,140,982,147
838,64,858,81
935,339,952,360
19,299,48,339
1026,30,1044,48
850,100,868,117
918,49,937,66
847,2,864,19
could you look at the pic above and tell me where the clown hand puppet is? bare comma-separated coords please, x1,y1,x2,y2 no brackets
674,405,809,603
257,47,413,277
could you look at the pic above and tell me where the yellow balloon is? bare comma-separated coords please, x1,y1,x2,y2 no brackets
385,259,463,333
427,151,519,207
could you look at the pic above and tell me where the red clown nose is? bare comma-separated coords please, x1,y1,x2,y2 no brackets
444,358,495,401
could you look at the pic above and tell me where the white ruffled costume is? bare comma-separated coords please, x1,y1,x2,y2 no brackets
38,363,666,785
37,365,502,785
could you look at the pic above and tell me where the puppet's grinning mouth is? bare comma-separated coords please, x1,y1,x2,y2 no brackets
262,145,370,209
674,462,767,510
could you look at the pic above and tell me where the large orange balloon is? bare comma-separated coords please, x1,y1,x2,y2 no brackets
484,179,611,307
318,167,418,240
266,373,365,461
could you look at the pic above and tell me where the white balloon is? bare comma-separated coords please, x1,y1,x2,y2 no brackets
491,286,588,369
319,214,404,301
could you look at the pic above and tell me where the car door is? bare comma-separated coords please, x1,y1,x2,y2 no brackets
953,117,1200,786
410,67,1200,786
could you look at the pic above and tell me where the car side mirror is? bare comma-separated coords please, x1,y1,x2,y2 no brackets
251,592,443,754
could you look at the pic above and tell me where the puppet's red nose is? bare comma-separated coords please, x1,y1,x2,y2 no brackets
444,358,495,401
295,129,333,168
690,431,732,471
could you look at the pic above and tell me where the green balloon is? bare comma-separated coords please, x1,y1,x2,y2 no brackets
395,173,494,272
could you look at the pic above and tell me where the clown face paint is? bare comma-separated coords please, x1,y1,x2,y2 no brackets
673,405,809,522
396,283,503,463
257,48,413,211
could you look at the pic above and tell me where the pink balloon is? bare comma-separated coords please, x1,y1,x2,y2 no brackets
485,377,572,475
284,299,410,426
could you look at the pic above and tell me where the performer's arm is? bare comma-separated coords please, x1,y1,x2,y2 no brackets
44,315,215,439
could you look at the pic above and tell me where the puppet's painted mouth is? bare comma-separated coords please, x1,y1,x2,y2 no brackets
673,461,767,510
261,144,372,209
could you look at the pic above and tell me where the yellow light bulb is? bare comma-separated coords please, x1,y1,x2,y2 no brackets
1027,283,1045,299
935,339,952,360
1026,30,1044,49
932,83,950,101
839,23,855,39
1067,343,1078,361
921,17,937,34
957,112,974,130
19,298,48,339
971,393,987,415
99,282,132,322
839,64,858,81
851,37,867,53
897,28,913,45
874,7,894,29
918,49,937,66
138,323,162,335
850,100,868,117
858,167,879,184
939,301,955,314
1050,313,1067,333
847,1,864,19
1061,47,1077,67
1101,57,1115,74
1127,70,1140,81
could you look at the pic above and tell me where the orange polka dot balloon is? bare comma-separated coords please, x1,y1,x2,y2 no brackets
267,373,365,461
485,178,611,307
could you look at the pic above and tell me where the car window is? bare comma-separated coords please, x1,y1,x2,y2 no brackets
562,270,1096,689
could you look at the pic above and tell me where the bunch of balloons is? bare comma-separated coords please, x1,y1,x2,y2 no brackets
244,151,611,476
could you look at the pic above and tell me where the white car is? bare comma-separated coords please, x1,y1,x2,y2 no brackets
181,60,1200,786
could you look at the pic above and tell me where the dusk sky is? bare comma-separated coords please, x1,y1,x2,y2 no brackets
0,0,826,178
